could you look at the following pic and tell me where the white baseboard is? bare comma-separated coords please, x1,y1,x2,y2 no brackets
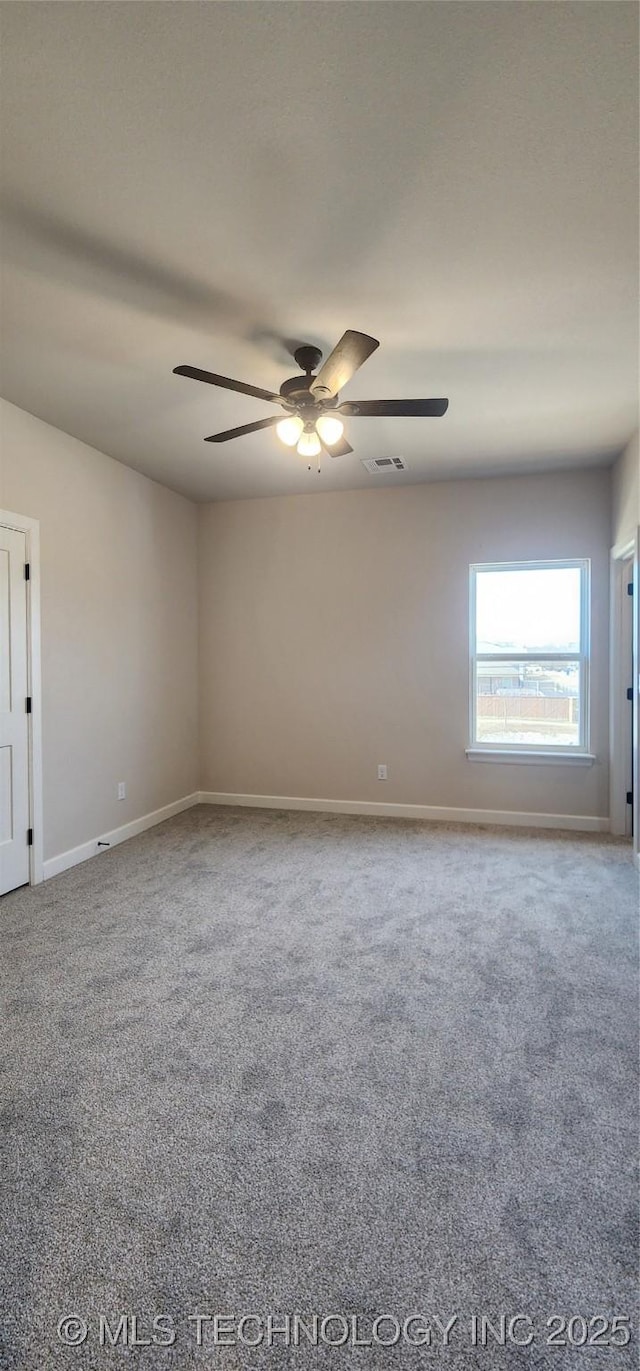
197,791,610,834
41,789,614,880
43,792,200,880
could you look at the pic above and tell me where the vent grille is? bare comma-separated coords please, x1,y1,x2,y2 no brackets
361,456,407,474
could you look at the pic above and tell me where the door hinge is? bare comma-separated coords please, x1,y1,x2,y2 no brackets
627,581,634,596
27,828,33,846
26,696,32,713
626,791,633,805
24,562,30,581
627,687,634,702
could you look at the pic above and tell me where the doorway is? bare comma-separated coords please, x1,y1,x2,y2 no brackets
610,534,639,856
0,511,43,894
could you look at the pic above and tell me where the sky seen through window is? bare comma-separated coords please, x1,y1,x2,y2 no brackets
476,567,581,653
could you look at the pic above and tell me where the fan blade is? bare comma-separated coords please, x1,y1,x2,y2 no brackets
339,398,449,417
310,331,379,398
319,434,354,458
174,364,284,405
205,416,282,443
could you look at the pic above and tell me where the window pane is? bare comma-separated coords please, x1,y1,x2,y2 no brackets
476,566,581,653
476,660,580,746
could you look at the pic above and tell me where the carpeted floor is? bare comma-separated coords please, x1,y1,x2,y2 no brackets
1,805,638,1369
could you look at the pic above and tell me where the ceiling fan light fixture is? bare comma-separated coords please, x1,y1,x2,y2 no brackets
276,415,305,447
316,414,345,446
297,428,322,458
174,332,449,459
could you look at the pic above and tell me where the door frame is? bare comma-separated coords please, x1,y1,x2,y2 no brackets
1,509,43,886
610,531,639,858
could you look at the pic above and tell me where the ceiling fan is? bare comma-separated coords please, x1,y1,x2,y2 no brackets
173,330,448,462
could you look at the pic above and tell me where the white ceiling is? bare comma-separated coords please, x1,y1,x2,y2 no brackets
1,1,638,502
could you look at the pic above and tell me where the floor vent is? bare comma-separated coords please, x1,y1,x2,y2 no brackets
361,456,407,474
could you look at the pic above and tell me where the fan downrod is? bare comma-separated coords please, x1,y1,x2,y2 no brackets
279,344,325,406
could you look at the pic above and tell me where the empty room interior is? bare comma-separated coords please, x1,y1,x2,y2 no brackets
1,3,639,1368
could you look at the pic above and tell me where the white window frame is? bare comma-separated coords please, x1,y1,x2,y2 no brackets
467,559,594,764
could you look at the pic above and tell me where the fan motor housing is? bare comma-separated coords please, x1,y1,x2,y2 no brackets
279,374,314,401
279,374,337,414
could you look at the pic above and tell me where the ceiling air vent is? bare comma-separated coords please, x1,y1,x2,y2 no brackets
361,456,407,474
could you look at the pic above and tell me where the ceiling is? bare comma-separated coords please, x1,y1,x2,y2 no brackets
1,1,638,503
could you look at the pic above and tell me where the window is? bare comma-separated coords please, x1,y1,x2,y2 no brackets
469,560,590,757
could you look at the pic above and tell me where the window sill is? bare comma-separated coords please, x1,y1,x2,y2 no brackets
465,748,596,766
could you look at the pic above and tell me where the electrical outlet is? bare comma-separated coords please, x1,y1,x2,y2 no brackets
117,781,126,801
377,764,388,781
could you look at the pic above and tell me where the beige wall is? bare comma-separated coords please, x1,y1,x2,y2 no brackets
0,400,199,860
611,430,640,549
0,399,615,855
199,470,611,820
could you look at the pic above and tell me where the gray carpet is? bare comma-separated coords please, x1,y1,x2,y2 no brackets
1,805,638,1369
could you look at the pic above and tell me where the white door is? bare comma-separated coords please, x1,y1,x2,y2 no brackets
621,554,634,837
0,526,30,895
